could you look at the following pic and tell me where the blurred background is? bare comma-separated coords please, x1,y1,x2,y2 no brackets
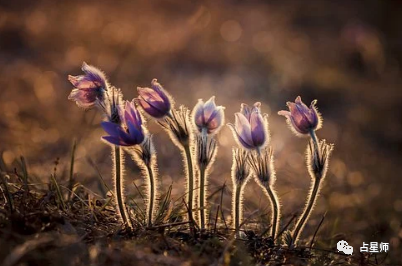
0,0,401,262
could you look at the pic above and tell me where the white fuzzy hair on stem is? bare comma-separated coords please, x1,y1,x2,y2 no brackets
111,145,133,229
291,133,333,247
127,136,159,227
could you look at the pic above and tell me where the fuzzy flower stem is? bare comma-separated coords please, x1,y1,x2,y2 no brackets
198,129,208,230
199,165,206,230
263,185,279,240
233,184,242,237
146,164,155,227
184,144,195,225
291,176,321,246
113,145,132,229
291,130,321,246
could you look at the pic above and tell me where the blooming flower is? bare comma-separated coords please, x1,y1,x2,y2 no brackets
278,96,321,135
192,96,225,135
136,79,172,118
68,62,107,109
101,100,145,146
229,102,268,150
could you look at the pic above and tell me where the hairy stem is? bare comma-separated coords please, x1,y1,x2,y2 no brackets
113,145,132,229
310,130,320,165
265,186,280,240
291,177,321,246
233,183,242,237
184,144,194,225
146,164,155,227
199,166,206,230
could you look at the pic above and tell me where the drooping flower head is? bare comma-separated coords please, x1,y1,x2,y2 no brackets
278,96,322,136
101,100,145,146
228,102,269,150
192,96,225,135
68,62,108,109
136,79,172,119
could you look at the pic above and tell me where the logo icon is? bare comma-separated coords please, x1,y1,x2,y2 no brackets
337,240,353,255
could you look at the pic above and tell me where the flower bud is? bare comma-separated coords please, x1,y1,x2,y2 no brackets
192,96,225,135
68,62,107,109
136,79,172,118
278,96,322,136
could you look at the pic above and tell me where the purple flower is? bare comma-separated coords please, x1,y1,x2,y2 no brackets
229,102,268,150
136,79,172,118
192,96,225,135
101,100,145,146
68,62,107,109
278,96,321,135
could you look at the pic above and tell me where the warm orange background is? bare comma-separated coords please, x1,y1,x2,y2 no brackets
0,1,401,261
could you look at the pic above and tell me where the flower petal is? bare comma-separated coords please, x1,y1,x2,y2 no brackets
234,113,254,149
101,121,120,137
203,96,217,122
151,79,171,109
250,111,266,147
102,136,126,146
126,120,144,144
193,99,205,128
240,103,252,121
277,110,291,117
207,107,224,134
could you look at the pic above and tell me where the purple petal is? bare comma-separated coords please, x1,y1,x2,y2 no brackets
193,99,205,128
137,97,165,118
240,103,252,121
102,136,125,146
126,120,144,144
81,62,107,88
101,121,120,137
117,127,135,146
68,89,96,108
234,113,254,148
250,111,266,147
203,96,217,122
151,79,171,109
138,87,164,102
207,107,224,133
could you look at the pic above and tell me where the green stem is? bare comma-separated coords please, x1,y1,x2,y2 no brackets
114,146,131,229
146,164,155,227
184,144,194,225
234,183,242,237
291,177,321,246
266,186,279,240
199,166,206,230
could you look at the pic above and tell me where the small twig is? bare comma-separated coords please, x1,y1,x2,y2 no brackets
182,198,199,232
67,139,77,201
133,181,145,201
86,157,110,198
50,174,66,210
309,211,327,250
214,205,220,233
219,181,228,230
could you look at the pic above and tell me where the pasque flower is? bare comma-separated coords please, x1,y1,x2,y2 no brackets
192,96,225,135
229,102,268,150
101,100,145,146
278,96,322,135
68,62,107,109
136,79,172,118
